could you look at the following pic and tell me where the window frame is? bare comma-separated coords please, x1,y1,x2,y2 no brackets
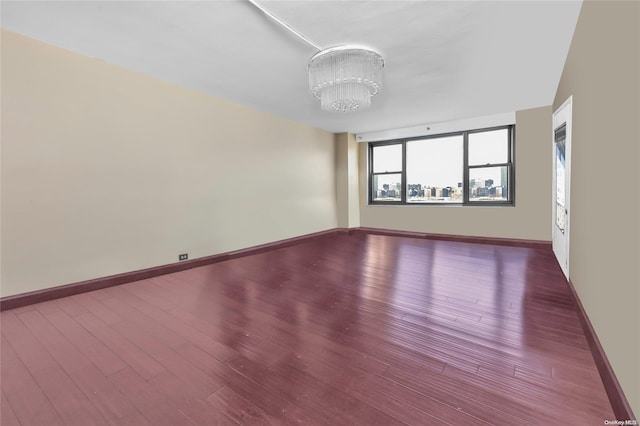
369,141,406,204
368,125,515,206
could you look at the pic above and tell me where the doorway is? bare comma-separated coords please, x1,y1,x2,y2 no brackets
552,96,572,279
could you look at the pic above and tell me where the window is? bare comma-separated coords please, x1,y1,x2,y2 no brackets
368,125,514,205
406,135,463,203
371,144,403,202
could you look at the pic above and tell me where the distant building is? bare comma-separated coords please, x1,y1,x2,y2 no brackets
471,178,485,189
501,167,508,188
408,183,424,198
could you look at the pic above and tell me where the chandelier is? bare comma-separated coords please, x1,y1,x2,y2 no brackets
248,0,385,113
308,46,384,113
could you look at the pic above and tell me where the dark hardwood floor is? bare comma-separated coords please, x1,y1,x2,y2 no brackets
1,232,614,425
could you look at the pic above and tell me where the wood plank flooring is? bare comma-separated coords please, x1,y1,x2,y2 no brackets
1,232,615,425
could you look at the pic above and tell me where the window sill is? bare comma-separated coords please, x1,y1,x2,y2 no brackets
367,202,515,208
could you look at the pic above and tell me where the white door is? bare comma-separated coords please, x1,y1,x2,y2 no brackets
552,96,572,279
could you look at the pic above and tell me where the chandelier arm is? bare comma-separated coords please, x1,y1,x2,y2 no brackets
246,0,322,51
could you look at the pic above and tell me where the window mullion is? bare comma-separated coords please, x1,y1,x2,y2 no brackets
463,131,469,204
401,141,407,203
510,125,515,203
368,144,373,203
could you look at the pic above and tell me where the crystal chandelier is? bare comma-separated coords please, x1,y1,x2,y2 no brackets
308,46,385,113
247,0,385,113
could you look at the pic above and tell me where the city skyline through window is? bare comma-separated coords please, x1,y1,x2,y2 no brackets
369,125,513,205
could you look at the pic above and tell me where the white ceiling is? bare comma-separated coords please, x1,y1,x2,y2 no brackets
1,0,582,134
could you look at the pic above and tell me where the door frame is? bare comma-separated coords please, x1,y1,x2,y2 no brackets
552,96,572,279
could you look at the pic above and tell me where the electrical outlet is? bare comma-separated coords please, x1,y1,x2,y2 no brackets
178,253,188,261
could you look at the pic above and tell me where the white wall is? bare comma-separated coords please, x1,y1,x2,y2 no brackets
553,1,639,414
0,30,337,297
358,106,552,241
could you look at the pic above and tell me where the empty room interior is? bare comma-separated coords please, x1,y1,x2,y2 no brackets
1,1,638,425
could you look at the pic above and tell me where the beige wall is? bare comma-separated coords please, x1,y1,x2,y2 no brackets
554,1,639,415
358,106,552,241
0,30,337,298
335,132,360,229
